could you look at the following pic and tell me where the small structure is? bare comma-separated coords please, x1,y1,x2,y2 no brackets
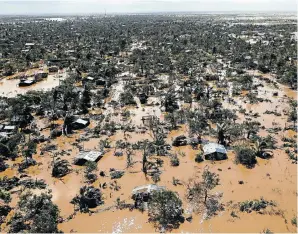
25,43,35,47
96,77,106,86
82,76,95,86
203,143,227,160
172,135,188,147
10,114,33,126
132,184,165,202
35,72,48,81
141,115,157,127
71,118,90,130
74,151,103,165
48,66,59,73
2,125,17,133
138,93,148,104
19,79,35,87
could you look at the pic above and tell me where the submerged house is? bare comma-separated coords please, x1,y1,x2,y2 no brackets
74,151,103,165
132,184,165,203
71,118,90,130
10,114,33,126
19,79,35,87
203,143,227,160
48,66,59,73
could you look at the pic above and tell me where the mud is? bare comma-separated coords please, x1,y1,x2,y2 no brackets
0,69,297,233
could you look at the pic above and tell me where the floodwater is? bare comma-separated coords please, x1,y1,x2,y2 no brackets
0,70,297,233
0,71,67,98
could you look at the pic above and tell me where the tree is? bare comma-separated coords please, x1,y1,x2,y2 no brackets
187,168,220,205
234,145,257,168
186,168,222,217
216,122,228,145
52,159,71,178
9,191,60,233
165,112,178,129
243,120,261,139
288,108,297,127
84,161,98,183
252,135,276,158
71,186,103,212
148,190,183,229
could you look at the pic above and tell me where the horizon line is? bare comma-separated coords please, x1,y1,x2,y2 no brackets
0,10,297,17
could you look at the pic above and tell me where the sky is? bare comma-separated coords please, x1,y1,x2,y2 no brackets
0,0,297,15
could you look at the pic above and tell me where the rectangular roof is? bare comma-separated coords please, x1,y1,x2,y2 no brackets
203,143,227,155
4,125,16,130
74,118,88,125
132,184,165,195
76,151,103,162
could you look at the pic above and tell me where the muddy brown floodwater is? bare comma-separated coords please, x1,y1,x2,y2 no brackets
0,71,297,233
0,71,67,98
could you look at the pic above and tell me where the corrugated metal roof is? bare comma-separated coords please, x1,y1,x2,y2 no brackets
76,151,103,162
4,125,16,130
132,184,165,195
203,143,227,155
74,118,88,125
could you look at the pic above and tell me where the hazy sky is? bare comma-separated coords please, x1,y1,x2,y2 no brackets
0,0,297,15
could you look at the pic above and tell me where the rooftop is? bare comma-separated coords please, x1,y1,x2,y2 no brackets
76,151,103,162
132,184,165,196
203,143,227,155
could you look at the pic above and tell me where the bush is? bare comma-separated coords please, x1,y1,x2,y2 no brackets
239,198,275,213
195,153,204,163
110,170,125,179
234,146,257,168
291,217,297,227
52,160,71,178
152,173,161,183
170,155,180,167
0,189,11,203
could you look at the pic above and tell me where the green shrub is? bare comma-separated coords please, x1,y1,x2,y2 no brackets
170,155,180,167
195,153,204,163
234,145,257,168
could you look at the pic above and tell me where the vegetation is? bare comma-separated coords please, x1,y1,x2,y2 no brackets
186,168,222,218
234,145,257,168
239,198,276,213
148,190,183,230
0,12,295,233
8,191,60,233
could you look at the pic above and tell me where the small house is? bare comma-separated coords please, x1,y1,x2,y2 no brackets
48,66,59,73
74,151,103,165
141,115,157,127
2,125,17,133
10,114,33,126
203,143,227,160
71,118,90,130
19,79,35,87
96,77,106,86
132,184,165,203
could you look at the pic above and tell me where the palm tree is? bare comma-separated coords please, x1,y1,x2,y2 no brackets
216,122,228,145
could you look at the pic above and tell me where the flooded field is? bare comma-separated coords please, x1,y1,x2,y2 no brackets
0,71,67,98
1,69,296,233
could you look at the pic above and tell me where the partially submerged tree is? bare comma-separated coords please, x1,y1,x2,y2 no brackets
9,191,60,233
186,168,223,219
148,190,183,230
71,186,103,213
234,145,257,168
52,159,72,178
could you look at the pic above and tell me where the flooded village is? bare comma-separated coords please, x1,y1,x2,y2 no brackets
0,13,297,233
